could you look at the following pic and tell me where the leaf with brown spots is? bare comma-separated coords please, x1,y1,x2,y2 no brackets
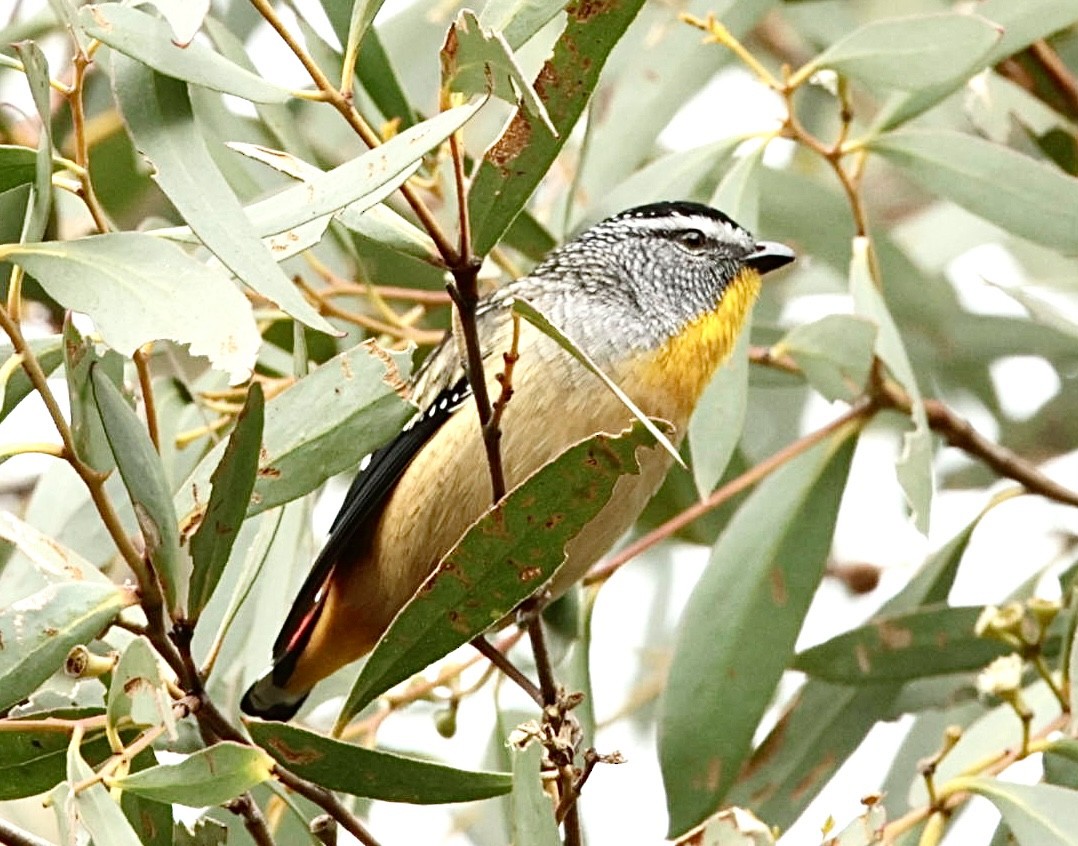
659,426,858,838
792,604,1021,684
246,719,511,804
111,742,273,807
335,420,662,728
0,581,136,713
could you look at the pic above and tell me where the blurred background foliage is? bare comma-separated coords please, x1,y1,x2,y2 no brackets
1,0,1078,844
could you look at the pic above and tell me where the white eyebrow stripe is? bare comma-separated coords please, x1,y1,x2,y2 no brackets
621,214,748,243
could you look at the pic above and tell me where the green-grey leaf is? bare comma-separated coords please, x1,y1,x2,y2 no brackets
510,741,559,845
336,420,661,728
341,0,390,94
442,10,554,133
874,0,1078,131
63,319,121,474
794,13,1001,90
246,720,512,804
79,4,292,103
479,0,565,50
868,130,1078,254
92,365,185,615
778,314,877,403
112,56,336,336
850,238,932,533
12,42,53,244
0,234,260,383
106,637,171,744
689,326,750,497
0,510,110,585
68,742,144,846
952,777,1078,846
660,425,858,838
175,343,414,523
112,742,274,806
0,335,63,424
0,582,134,713
792,604,1010,683
0,145,39,194
188,383,264,620
709,143,764,233
0,707,131,800
724,495,1006,828
468,0,648,255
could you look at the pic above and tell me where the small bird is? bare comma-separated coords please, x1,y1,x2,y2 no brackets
241,201,794,720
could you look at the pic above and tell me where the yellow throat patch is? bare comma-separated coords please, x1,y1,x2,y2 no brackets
628,267,762,417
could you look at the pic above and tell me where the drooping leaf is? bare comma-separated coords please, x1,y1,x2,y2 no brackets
106,637,171,747
0,145,39,194
850,237,933,533
0,235,260,384
688,326,750,497
336,420,662,728
12,41,53,244
175,342,414,523
111,56,336,336
0,335,63,424
111,742,274,806
792,13,1001,90
0,581,134,713
874,0,1078,130
468,0,649,255
792,604,1011,683
246,720,512,804
188,382,264,621
91,365,185,616
509,740,559,845
868,130,1078,254
659,424,859,837
68,740,145,846
952,777,1078,846
724,497,1007,827
441,10,554,133
776,315,877,403
63,318,122,474
0,708,137,800
79,4,291,103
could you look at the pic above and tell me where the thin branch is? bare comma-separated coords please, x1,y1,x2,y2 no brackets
133,345,160,453
274,769,384,846
66,52,109,233
584,397,876,586
1027,40,1078,117
227,793,277,846
472,635,543,706
0,818,59,846
247,0,458,265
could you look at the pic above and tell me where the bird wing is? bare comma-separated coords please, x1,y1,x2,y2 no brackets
270,373,471,663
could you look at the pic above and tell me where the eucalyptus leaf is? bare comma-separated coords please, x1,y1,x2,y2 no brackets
112,742,274,806
0,582,135,713
660,424,858,837
92,365,186,615
12,42,53,244
188,383,264,621
0,145,39,194
869,130,1078,254
952,777,1078,846
112,56,337,336
794,13,1001,90
688,326,750,497
106,637,171,746
0,234,260,383
777,314,877,403
510,741,559,845
80,4,291,103
247,720,512,803
68,741,145,846
0,335,63,424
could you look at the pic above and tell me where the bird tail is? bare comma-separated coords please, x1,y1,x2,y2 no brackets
240,667,309,721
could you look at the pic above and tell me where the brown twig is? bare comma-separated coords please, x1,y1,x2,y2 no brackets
274,769,384,846
247,0,457,265
472,635,543,706
584,397,876,586
66,51,109,233
133,345,160,453
297,277,443,345
227,793,277,846
0,818,58,846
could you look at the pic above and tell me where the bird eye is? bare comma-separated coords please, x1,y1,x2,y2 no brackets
676,229,707,250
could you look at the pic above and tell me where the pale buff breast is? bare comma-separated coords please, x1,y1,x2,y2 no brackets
287,323,688,692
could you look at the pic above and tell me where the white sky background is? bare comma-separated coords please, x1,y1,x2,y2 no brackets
2,1,1078,845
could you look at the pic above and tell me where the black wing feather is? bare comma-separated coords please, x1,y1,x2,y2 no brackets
270,377,471,662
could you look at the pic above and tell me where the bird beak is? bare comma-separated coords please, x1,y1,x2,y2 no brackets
744,241,796,275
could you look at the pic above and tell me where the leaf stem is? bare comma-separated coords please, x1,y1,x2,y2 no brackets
133,345,160,453
66,52,110,234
